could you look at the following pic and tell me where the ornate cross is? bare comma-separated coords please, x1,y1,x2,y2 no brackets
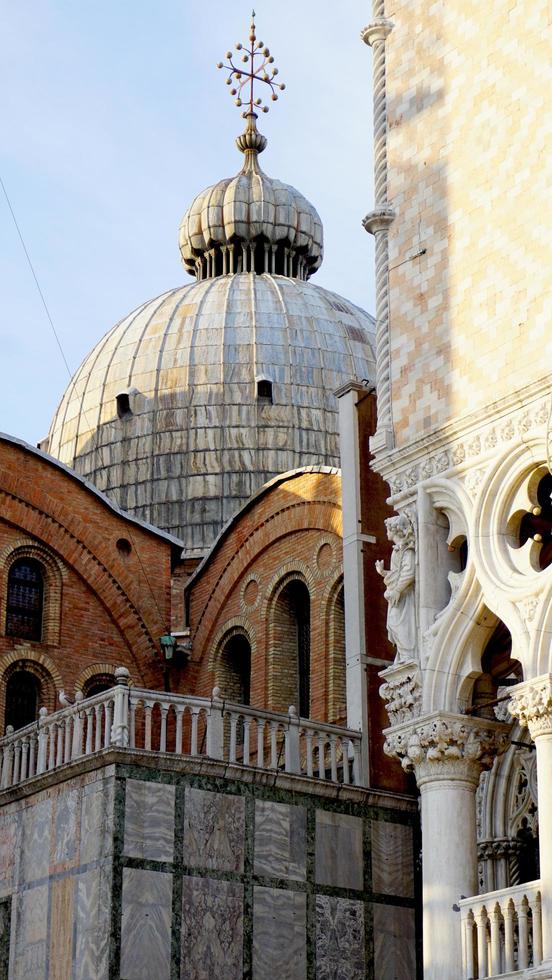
217,11,286,116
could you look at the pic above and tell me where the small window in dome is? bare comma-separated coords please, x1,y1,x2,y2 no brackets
256,379,273,405
116,392,132,419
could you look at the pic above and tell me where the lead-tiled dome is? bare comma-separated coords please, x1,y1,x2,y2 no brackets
47,274,375,555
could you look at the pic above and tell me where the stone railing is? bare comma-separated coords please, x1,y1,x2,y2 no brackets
0,671,364,790
459,880,542,978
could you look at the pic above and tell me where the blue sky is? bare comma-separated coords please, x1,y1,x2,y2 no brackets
1,1,375,445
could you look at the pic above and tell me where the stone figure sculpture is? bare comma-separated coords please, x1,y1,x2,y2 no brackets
376,514,416,662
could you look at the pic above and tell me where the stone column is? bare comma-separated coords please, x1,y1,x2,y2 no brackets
510,675,552,977
384,712,509,980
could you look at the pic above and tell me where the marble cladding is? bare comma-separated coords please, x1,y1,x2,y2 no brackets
120,868,173,980
315,810,364,890
254,800,307,881
21,799,51,884
74,867,111,980
12,884,48,980
371,820,415,899
252,886,306,980
124,779,175,861
0,899,10,977
183,787,245,872
181,876,243,980
372,903,417,980
316,895,365,980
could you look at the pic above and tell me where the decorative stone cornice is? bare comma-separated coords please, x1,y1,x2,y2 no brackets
361,18,394,46
383,712,510,785
379,660,422,726
478,837,521,862
362,206,396,236
509,674,552,738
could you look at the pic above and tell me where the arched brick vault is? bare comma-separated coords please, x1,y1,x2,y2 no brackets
0,437,179,691
186,470,344,720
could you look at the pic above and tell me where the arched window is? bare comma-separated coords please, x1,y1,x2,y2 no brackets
273,579,311,717
6,559,44,641
329,585,346,724
5,670,41,731
219,633,251,706
82,675,115,699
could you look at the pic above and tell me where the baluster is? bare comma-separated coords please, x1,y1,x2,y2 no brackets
20,738,29,782
94,705,102,752
12,742,21,785
243,718,251,766
71,700,84,759
177,707,186,755
229,714,238,764
476,908,488,979
489,903,501,976
256,719,265,768
144,704,153,750
37,710,48,774
64,717,72,763
48,724,56,770
28,734,37,778
503,900,515,972
56,722,64,766
352,740,361,785
159,705,168,752
269,722,278,769
305,731,314,778
330,735,338,782
518,898,529,970
534,892,543,966
103,700,112,747
1,739,12,789
342,742,350,785
85,709,93,755
317,734,325,779
464,912,475,980
129,700,137,749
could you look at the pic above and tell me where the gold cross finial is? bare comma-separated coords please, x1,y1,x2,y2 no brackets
217,11,286,116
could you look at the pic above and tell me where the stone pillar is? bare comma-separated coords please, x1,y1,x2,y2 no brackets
384,712,509,980
510,675,552,977
335,380,370,786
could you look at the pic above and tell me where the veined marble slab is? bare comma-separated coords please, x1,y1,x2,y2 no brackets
254,800,306,882
372,903,416,980
183,788,245,872
120,868,172,980
74,867,111,980
12,883,48,980
49,876,74,979
315,811,363,890
80,778,114,864
252,886,306,980
315,895,365,980
53,788,79,866
124,779,175,862
371,821,414,899
20,800,51,884
181,876,243,979
0,812,19,897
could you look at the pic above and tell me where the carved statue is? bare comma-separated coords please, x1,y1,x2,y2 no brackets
376,514,416,662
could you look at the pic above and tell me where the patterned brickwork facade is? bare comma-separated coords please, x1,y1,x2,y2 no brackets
384,0,552,446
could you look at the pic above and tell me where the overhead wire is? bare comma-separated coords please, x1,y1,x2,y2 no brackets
0,173,172,636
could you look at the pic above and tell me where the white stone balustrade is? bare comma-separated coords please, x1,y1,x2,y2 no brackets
460,880,542,978
0,675,364,791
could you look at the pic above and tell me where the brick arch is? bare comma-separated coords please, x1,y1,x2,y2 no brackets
74,661,133,696
209,619,255,704
0,489,164,681
209,617,256,673
323,573,346,724
0,538,65,646
265,567,314,716
0,648,63,728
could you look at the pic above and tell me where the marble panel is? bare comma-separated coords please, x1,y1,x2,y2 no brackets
372,903,416,980
315,896,365,980
371,821,414,899
315,811,363,890
252,886,306,980
20,800,51,885
49,876,74,979
80,778,114,865
53,788,79,866
120,868,172,980
12,884,48,980
254,800,306,882
181,876,243,980
183,788,245,872
74,868,111,980
0,898,10,977
0,813,19,897
124,779,175,862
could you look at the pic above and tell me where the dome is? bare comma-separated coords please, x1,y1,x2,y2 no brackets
178,114,323,281
47,274,375,555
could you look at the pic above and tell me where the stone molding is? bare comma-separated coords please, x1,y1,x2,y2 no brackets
509,674,552,738
383,712,510,785
362,206,396,236
379,660,421,726
477,837,522,862
360,18,394,47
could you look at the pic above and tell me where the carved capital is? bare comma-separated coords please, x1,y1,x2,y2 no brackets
478,837,522,862
379,660,421,726
361,18,394,46
509,674,552,738
362,205,396,235
383,712,510,786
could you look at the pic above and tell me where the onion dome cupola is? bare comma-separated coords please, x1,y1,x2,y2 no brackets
46,13,376,557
